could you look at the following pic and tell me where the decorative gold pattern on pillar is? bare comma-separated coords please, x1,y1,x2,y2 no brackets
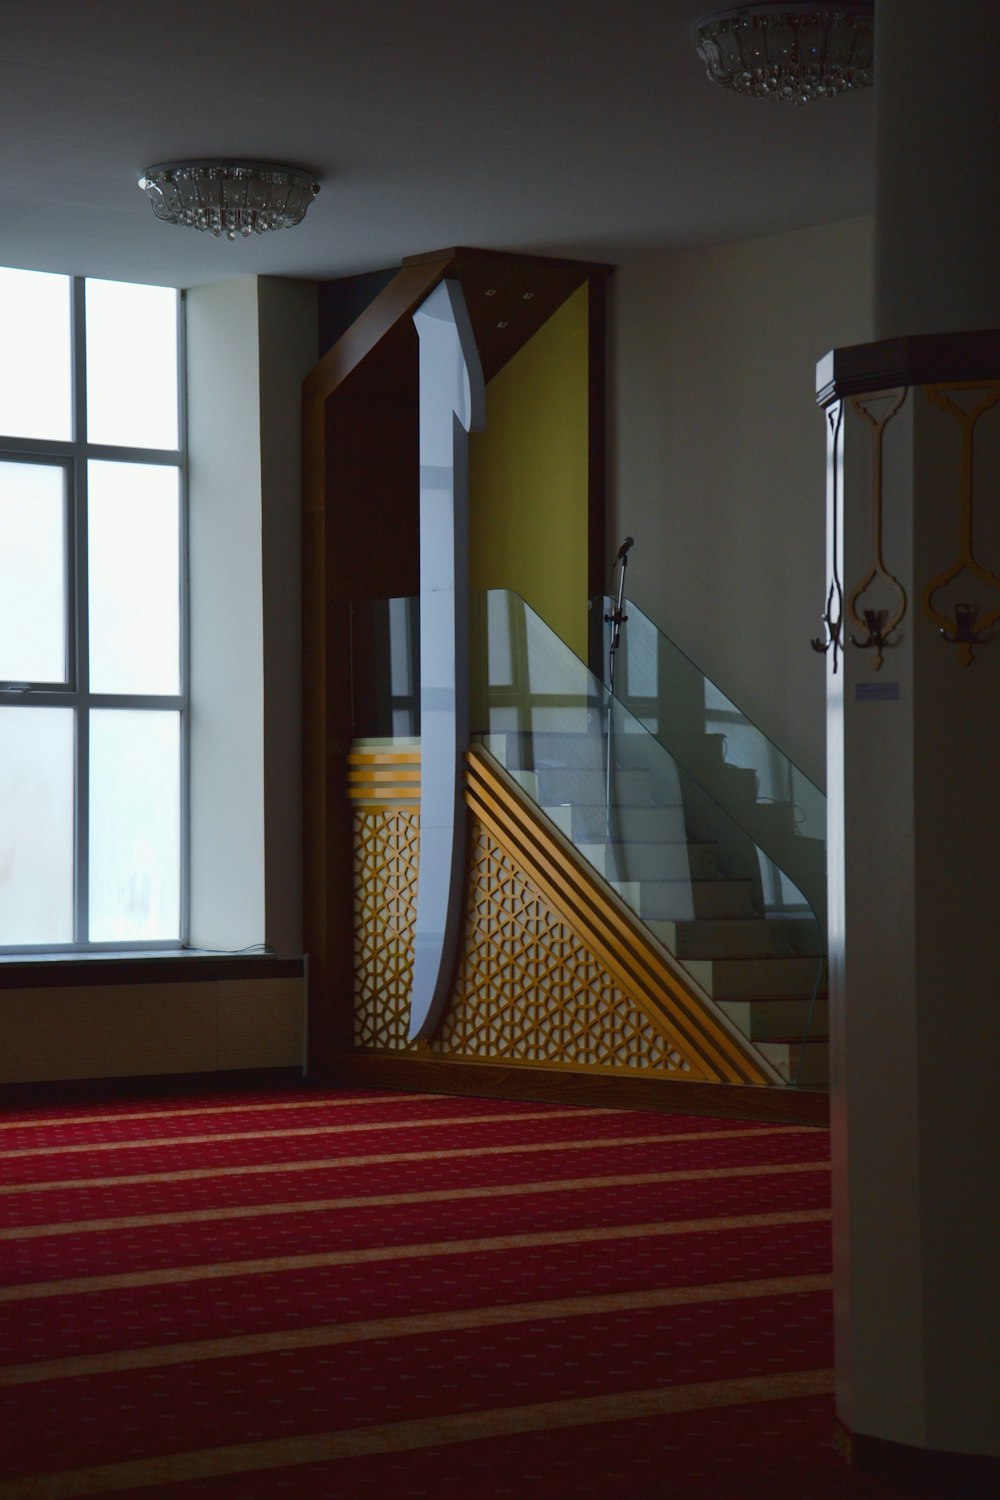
921,382,1000,664
846,389,908,669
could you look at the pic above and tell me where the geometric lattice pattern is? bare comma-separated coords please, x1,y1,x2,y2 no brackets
435,823,692,1073
353,805,694,1073
353,808,419,1052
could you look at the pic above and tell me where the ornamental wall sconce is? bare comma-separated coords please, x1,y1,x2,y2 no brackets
845,390,909,670
812,400,844,670
138,160,320,240
815,383,1000,670
920,384,1000,665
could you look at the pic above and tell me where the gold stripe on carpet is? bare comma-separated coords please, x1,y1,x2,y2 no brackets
0,1092,426,1134
0,1273,833,1387
0,1125,816,1197
0,1106,618,1161
0,1369,836,1499
0,1159,830,1241
0,1208,832,1303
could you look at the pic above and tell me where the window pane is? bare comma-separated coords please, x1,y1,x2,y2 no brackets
88,461,180,694
0,462,67,683
0,708,74,944
89,710,180,942
0,268,72,441
86,280,179,450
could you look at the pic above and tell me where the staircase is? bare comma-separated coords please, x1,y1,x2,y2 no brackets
488,722,828,1088
353,585,829,1090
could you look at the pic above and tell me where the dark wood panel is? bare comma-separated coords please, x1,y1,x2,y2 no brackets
0,1066,305,1107
302,246,615,1076
816,328,1000,405
0,955,304,990
318,1052,829,1127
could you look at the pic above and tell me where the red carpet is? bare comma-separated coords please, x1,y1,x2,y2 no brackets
0,1087,905,1498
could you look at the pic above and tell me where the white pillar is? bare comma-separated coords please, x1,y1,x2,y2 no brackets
821,2,1000,1486
874,0,1000,339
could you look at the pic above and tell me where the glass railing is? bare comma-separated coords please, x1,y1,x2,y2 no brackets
594,595,827,942
350,591,826,1086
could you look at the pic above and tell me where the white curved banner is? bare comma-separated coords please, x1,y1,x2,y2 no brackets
408,280,485,1041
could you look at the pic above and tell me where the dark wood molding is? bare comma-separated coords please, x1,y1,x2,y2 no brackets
317,1052,829,1127
402,245,613,277
302,247,618,1077
0,954,304,991
816,329,1000,406
304,257,454,406
836,1422,1000,1498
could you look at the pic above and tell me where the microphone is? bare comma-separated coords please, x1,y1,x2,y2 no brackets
616,536,634,560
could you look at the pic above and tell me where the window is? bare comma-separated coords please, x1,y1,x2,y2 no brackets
0,269,185,951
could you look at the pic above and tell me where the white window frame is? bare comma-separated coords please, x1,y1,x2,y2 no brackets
0,276,188,953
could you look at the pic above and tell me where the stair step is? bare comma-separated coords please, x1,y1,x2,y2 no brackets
758,1040,830,1090
699,763,760,803
578,841,718,882
611,878,757,921
546,802,689,844
498,730,608,770
715,994,827,1038
684,956,825,1001
650,916,824,959
536,767,676,806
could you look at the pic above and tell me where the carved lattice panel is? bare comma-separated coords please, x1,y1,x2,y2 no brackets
354,807,696,1072
353,808,419,1051
434,823,692,1073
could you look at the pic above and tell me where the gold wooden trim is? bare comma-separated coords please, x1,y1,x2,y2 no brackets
347,747,422,805
464,746,775,1087
347,754,421,767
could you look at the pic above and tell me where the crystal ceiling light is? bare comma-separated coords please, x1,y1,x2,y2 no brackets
696,3,874,103
138,160,320,239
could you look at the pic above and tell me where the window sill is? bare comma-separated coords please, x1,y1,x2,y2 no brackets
0,951,305,988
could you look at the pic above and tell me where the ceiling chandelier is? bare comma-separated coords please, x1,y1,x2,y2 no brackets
696,3,874,103
138,160,320,240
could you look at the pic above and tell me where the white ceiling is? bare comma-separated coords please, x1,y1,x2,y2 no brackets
0,0,874,288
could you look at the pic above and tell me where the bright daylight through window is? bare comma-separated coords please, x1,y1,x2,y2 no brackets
0,268,184,951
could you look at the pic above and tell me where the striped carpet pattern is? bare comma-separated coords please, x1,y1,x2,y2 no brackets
0,1088,901,1498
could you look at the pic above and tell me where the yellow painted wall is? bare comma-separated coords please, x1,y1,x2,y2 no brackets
469,283,589,658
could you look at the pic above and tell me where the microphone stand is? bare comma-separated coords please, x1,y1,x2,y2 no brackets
604,543,630,838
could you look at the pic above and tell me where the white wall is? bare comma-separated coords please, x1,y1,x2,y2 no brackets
187,278,266,950
610,215,874,789
186,275,316,953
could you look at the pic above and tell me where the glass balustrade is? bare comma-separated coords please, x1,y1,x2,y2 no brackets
595,595,827,942
349,590,826,1086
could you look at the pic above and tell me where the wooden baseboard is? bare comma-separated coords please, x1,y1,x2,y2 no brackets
836,1422,1000,1498
316,1052,829,1127
0,1066,306,1107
